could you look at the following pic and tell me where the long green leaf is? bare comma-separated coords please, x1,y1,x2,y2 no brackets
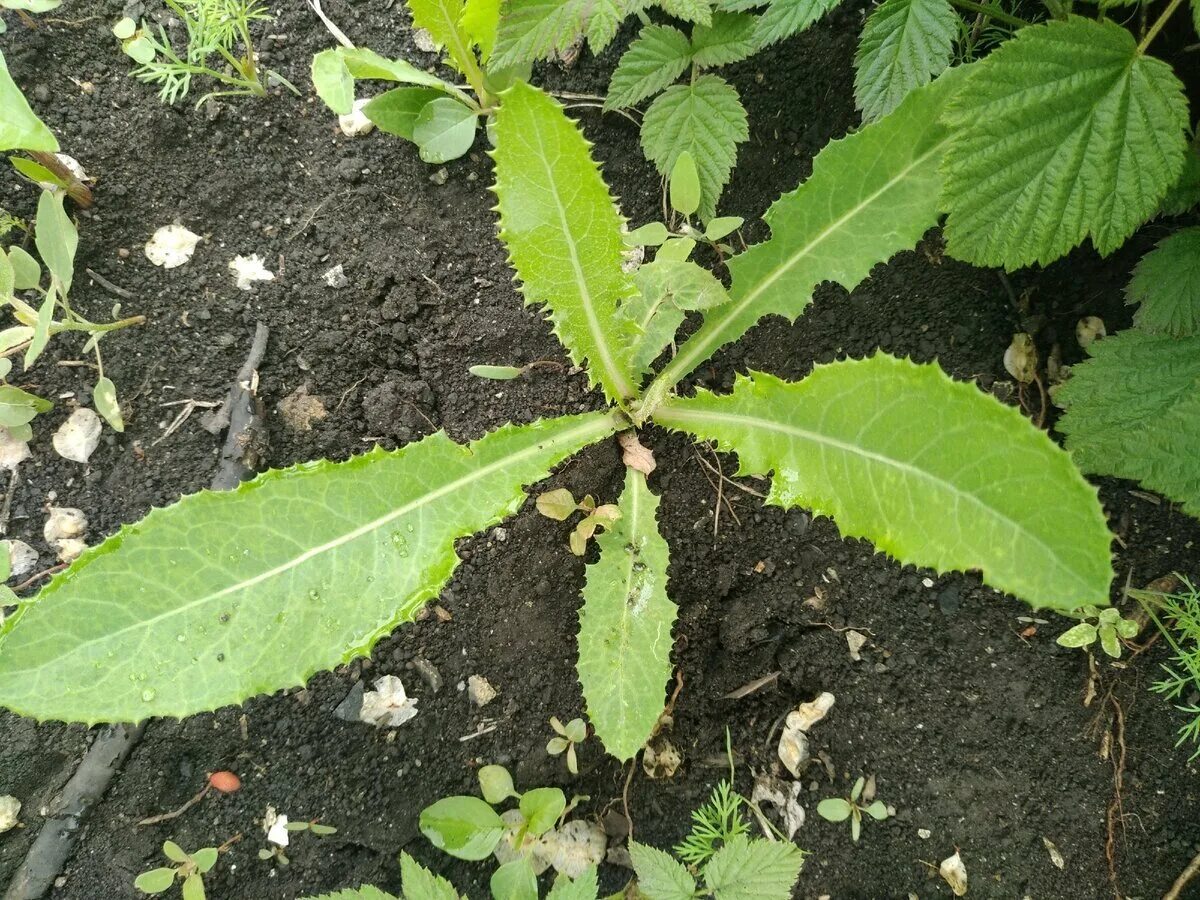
0,412,616,723
638,67,965,416
0,51,58,152
1056,329,1200,518
34,189,76,295
578,468,675,761
941,17,1188,269
653,355,1112,611
493,82,640,404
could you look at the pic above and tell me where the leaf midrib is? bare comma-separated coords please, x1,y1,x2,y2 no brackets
657,404,1094,595
6,414,614,672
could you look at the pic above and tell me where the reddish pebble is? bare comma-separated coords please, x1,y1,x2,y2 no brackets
208,771,241,793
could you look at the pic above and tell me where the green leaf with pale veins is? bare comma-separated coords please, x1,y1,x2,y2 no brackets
399,852,465,900
640,74,748,221
654,356,1113,611
406,0,478,75
1127,227,1200,337
702,836,804,900
605,25,692,110
640,68,964,414
578,468,675,760
0,412,616,723
630,842,697,900
299,887,398,900
1057,330,1200,517
690,12,757,67
493,82,640,404
854,0,956,122
0,52,58,152
658,0,713,24
941,17,1189,270
753,0,842,46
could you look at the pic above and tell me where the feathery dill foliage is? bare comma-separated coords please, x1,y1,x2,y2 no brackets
121,0,293,106
1138,577,1200,759
673,778,750,865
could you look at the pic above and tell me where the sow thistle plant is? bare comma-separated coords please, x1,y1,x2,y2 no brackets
0,54,140,433
0,70,1115,786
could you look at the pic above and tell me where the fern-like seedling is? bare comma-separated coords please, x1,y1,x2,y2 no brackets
1133,576,1200,760
673,778,749,865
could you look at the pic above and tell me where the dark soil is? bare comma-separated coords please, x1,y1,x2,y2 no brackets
2,2,1200,898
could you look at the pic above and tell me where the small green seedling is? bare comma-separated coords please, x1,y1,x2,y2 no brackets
1131,576,1200,759
546,715,587,774
113,0,298,106
419,764,579,895
134,840,217,899
257,818,336,866
1056,605,1139,659
816,776,890,842
536,490,621,557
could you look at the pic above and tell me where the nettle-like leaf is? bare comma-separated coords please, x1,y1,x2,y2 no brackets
753,0,843,46
1057,330,1200,517
690,12,757,67
1127,227,1200,337
605,25,692,110
400,852,465,900
578,468,676,761
407,0,479,75
630,842,697,900
941,17,1189,270
641,74,748,221
546,868,599,900
0,52,58,152
299,887,399,900
659,0,713,24
491,0,588,68
640,68,964,413
655,356,1113,611
492,82,640,404
0,412,616,723
853,0,956,122
702,835,804,899
1162,145,1200,216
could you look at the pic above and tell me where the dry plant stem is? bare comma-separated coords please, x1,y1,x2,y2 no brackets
1103,691,1127,900
622,758,637,844
84,268,136,301
1165,846,1200,900
137,785,210,827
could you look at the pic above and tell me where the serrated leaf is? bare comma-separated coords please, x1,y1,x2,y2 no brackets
641,69,963,412
702,836,804,900
941,17,1188,269
853,0,956,122
654,356,1113,611
0,411,615,723
640,74,748,221
462,0,501,60
34,189,76,295
690,12,757,67
299,886,399,900
753,0,842,46
659,0,713,24
413,98,478,163
1126,227,1200,337
586,0,636,51
605,25,691,110
0,53,57,153
1057,329,1200,517
1161,145,1200,216
364,87,444,140
407,0,478,74
547,868,599,900
493,82,640,403
630,841,697,900
399,852,463,900
491,0,588,68
578,469,675,760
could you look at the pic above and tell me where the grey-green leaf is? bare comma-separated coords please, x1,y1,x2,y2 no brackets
8,246,40,290
0,412,616,723
311,48,354,115
413,98,478,163
34,189,76,295
93,376,125,432
420,796,506,861
0,52,58,152
490,857,538,900
364,87,444,140
1056,622,1097,649
578,469,676,760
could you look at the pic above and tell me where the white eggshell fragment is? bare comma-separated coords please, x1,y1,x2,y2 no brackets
52,408,102,464
144,225,201,269
229,254,275,291
44,507,88,543
359,675,419,727
940,850,968,896
54,538,87,563
338,98,376,137
0,427,30,471
0,795,20,833
7,540,37,580
545,820,607,878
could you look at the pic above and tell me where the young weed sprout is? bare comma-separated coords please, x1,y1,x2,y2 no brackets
134,841,218,899
113,0,299,106
546,716,587,774
1056,605,1140,659
817,776,890,843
